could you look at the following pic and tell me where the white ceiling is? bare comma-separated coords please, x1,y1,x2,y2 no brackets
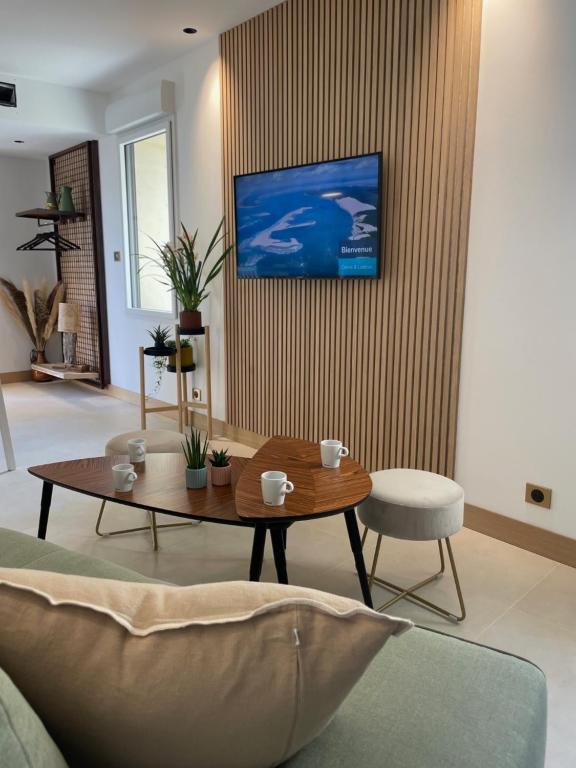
0,0,280,92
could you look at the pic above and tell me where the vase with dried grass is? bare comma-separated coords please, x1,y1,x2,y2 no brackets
0,278,65,382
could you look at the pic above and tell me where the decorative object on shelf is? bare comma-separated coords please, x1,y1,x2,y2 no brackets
58,302,80,366
45,191,59,210
166,338,193,369
57,186,75,213
182,429,209,489
147,325,171,352
0,278,65,382
209,448,232,486
145,325,172,395
148,219,233,330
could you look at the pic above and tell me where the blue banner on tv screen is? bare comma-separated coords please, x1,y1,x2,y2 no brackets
234,153,381,278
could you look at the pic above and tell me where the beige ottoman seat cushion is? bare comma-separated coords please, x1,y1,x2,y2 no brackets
358,469,464,541
105,429,185,456
0,568,411,768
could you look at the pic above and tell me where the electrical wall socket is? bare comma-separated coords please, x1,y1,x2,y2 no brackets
525,483,552,509
192,388,202,402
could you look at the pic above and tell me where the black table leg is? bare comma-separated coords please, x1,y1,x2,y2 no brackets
37,481,53,540
270,526,289,584
281,527,287,550
344,508,373,608
249,526,267,581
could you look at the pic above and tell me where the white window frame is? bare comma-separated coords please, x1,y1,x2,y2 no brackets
118,117,178,317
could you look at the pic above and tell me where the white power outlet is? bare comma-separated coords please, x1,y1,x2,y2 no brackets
192,388,202,402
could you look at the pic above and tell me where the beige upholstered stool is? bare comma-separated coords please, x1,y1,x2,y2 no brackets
96,429,195,551
358,469,466,622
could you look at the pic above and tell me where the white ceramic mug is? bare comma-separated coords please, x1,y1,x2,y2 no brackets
320,439,349,468
127,438,146,464
261,471,295,506
112,463,138,492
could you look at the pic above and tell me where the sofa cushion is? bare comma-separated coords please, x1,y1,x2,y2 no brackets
286,626,547,768
0,566,411,768
0,527,163,583
0,666,68,768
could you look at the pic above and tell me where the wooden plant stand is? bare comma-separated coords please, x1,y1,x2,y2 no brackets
138,325,213,438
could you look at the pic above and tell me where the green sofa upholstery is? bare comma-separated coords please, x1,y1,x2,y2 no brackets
0,668,68,768
0,527,547,768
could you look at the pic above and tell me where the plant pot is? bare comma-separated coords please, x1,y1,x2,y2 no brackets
168,346,194,369
186,466,207,489
179,310,202,330
211,464,232,486
30,350,52,382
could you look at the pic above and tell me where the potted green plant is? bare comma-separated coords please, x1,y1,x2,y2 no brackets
149,219,234,330
145,325,172,395
165,339,193,368
0,278,65,382
209,448,231,486
147,325,171,353
182,429,209,489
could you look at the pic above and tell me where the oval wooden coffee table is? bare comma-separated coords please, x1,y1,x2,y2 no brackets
28,436,374,606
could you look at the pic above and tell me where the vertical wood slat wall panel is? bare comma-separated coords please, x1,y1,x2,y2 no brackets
220,0,481,476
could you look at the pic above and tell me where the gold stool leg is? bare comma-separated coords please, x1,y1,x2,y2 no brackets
149,511,159,552
95,499,107,536
371,537,466,623
368,534,383,589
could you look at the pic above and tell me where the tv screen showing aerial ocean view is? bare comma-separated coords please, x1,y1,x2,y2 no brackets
234,153,382,278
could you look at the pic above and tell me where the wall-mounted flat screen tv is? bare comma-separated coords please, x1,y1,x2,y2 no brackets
234,152,382,278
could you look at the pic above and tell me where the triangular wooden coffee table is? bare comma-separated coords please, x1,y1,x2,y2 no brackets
29,437,374,606
235,436,373,606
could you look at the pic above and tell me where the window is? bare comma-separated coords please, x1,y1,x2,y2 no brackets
121,124,175,313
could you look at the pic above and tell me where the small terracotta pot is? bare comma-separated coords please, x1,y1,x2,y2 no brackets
211,464,232,486
179,310,202,330
31,350,52,382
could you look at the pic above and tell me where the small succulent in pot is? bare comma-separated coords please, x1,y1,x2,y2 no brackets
182,429,209,489
146,325,172,395
209,448,232,486
165,338,193,368
147,325,171,350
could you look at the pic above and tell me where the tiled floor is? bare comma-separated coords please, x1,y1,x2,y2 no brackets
1,381,574,767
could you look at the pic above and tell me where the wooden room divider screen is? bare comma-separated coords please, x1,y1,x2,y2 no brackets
220,0,482,475
50,141,109,388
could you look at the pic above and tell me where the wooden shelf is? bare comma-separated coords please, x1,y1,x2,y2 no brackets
16,208,86,223
31,364,98,381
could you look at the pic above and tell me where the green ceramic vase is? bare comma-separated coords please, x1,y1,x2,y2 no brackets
58,186,75,213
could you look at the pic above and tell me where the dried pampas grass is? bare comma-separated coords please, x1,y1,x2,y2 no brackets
0,277,65,351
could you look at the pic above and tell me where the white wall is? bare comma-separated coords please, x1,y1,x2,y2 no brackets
0,72,106,158
0,155,60,373
456,0,576,539
99,39,225,417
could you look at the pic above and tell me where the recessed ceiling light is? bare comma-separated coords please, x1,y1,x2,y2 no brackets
13,139,24,144
183,27,198,34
